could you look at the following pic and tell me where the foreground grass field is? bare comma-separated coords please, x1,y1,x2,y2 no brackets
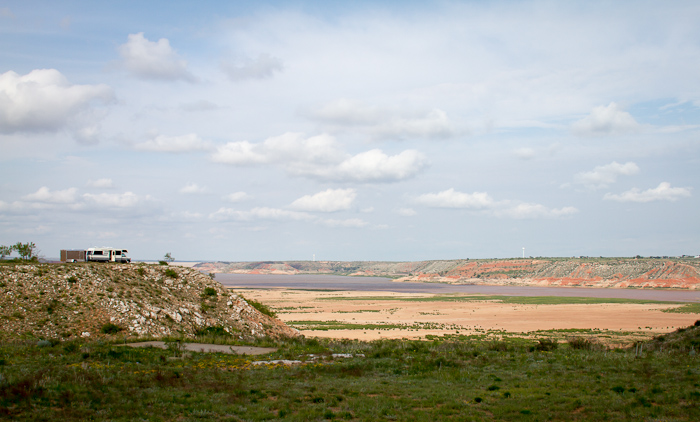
1,327,699,421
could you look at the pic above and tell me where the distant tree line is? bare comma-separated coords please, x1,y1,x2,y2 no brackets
0,242,39,261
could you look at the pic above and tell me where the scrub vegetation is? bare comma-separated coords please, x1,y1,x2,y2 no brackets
1,324,699,420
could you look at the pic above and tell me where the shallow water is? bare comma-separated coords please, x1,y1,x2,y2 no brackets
216,273,700,303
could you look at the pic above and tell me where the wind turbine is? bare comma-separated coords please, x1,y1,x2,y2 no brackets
522,247,525,259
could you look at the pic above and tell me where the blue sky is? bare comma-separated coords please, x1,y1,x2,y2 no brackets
1,1,699,261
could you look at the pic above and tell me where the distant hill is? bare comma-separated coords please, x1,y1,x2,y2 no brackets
195,258,700,289
0,263,299,341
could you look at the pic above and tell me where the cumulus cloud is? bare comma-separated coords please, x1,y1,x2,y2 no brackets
415,188,495,209
86,178,114,189
415,188,577,219
397,208,417,216
309,99,456,140
320,218,368,228
82,192,142,208
494,203,579,219
572,103,641,136
223,192,250,203
134,133,213,152
23,187,78,204
513,147,535,160
574,161,640,189
603,182,691,203
0,69,113,137
290,188,356,212
118,32,194,81
221,53,284,81
179,183,208,194
211,132,428,183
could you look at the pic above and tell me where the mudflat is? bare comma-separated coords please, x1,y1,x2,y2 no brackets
237,288,698,343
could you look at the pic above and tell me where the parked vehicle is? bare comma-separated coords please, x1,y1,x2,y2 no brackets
85,247,131,263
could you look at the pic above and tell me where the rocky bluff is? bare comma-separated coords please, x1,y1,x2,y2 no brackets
0,263,298,341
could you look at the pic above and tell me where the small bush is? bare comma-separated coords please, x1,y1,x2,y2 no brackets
159,261,168,266
136,267,145,276
247,298,276,318
195,326,230,337
164,269,178,279
203,287,217,298
67,276,78,283
533,338,558,352
100,323,123,334
568,336,599,350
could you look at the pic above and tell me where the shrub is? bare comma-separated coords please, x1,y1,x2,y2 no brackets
195,326,231,337
531,338,558,352
100,323,123,334
136,267,145,276
67,276,78,283
159,261,168,266
567,336,597,350
203,287,217,298
164,269,178,279
247,298,276,318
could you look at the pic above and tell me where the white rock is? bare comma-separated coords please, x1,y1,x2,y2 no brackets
81,332,90,337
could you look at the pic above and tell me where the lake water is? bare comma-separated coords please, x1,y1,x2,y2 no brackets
216,273,700,303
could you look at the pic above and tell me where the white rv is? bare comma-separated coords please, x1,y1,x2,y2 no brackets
86,247,131,263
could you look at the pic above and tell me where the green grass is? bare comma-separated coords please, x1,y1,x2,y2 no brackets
662,303,700,314
320,294,683,305
0,330,699,421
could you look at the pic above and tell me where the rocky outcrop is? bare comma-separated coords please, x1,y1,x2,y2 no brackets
0,263,299,341
196,258,700,289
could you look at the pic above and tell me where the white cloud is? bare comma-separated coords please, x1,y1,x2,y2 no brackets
135,133,212,152
223,192,250,203
415,188,495,209
324,149,428,183
23,187,78,204
309,99,456,140
82,192,142,208
222,53,284,81
86,178,114,189
574,161,640,189
0,69,113,136
209,207,314,222
572,103,641,136
118,32,194,81
513,147,535,160
397,208,417,216
494,203,579,219
211,140,271,165
604,182,691,203
212,133,428,183
320,218,368,228
415,188,577,219
179,183,208,194
290,188,356,212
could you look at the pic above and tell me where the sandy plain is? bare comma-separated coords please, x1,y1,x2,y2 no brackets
237,288,699,344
